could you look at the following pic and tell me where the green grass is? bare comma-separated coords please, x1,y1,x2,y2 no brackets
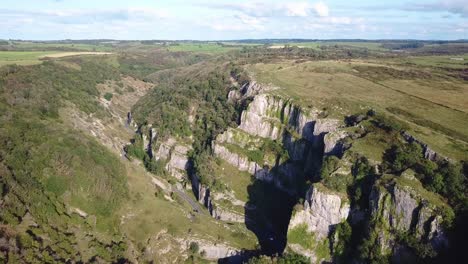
0,51,58,66
11,41,113,52
119,161,256,250
247,58,468,160
287,223,331,260
288,224,316,249
104,92,113,101
211,159,252,202
391,54,468,69
0,51,115,66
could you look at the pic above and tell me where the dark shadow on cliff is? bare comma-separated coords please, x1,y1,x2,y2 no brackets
237,124,326,259
244,175,298,256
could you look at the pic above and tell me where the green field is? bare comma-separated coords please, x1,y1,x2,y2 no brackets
266,41,386,51
0,51,114,66
389,54,468,69
10,41,113,52
165,43,240,53
0,51,59,66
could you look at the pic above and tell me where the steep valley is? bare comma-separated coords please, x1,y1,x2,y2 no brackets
1,42,467,264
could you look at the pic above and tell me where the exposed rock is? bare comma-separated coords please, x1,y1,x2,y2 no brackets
368,176,451,255
393,185,418,231
70,207,88,218
227,90,242,102
155,137,177,161
312,119,342,146
190,239,239,260
240,81,267,97
165,144,191,180
401,131,443,161
238,94,285,139
323,130,348,156
212,208,244,223
212,142,260,175
288,184,350,239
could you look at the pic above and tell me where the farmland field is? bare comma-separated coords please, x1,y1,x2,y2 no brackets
0,51,114,66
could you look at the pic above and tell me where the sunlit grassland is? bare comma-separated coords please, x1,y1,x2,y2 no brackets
0,51,115,66
247,58,468,160
389,54,468,69
11,41,113,52
118,161,256,250
0,51,58,66
211,159,253,202
165,43,240,53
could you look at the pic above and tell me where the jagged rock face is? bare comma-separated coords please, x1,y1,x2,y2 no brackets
164,144,190,180
216,92,342,172
240,81,266,97
212,143,260,175
393,185,418,231
191,175,244,222
288,185,350,239
323,130,348,156
155,137,177,161
238,94,334,142
213,89,346,199
369,178,449,254
190,239,239,260
239,94,283,140
283,137,307,162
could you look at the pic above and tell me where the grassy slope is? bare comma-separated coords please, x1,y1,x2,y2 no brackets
119,161,256,252
0,54,255,262
0,57,133,261
247,58,468,160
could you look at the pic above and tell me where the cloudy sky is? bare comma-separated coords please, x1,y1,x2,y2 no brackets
0,0,467,40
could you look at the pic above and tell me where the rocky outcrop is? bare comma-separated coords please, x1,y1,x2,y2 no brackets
401,131,444,161
288,184,350,238
212,143,260,175
165,144,191,180
191,175,244,222
323,130,348,156
154,137,176,161
189,239,239,260
238,95,283,140
368,174,451,256
215,92,343,178
237,94,331,141
212,208,244,223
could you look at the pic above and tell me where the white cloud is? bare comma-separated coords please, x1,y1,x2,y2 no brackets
205,1,330,18
284,2,310,17
235,13,265,30
313,2,329,17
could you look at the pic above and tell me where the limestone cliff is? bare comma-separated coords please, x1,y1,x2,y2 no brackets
368,172,451,257
287,184,350,262
289,184,350,239
214,92,344,189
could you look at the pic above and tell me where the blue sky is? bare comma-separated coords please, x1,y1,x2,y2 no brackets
1,0,467,40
